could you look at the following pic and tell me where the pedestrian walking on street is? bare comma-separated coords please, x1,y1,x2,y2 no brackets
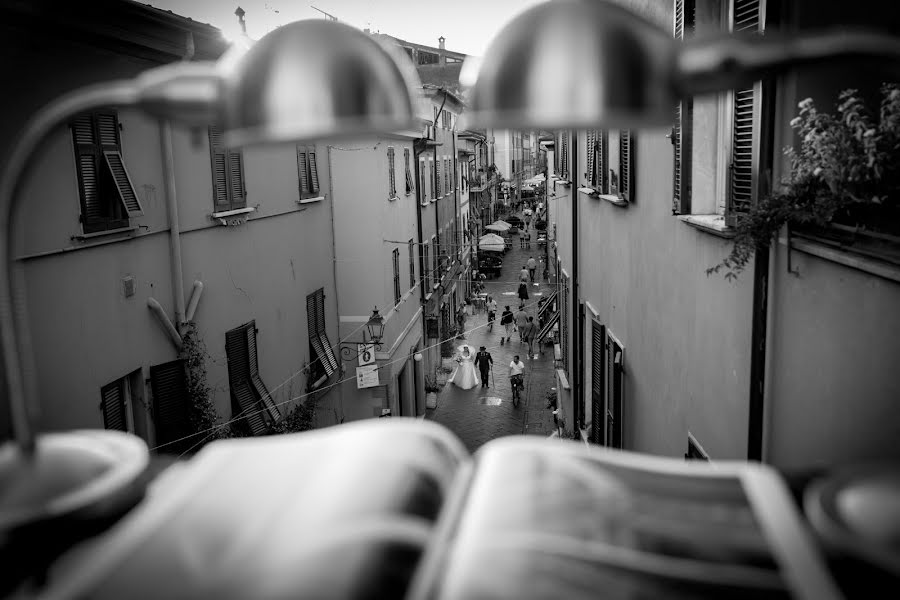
486,296,498,331
522,316,538,358
518,281,529,303
500,306,514,345
520,266,529,283
524,231,531,248
527,256,537,283
474,346,493,388
514,306,529,342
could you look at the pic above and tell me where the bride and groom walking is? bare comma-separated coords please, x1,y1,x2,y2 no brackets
448,345,493,390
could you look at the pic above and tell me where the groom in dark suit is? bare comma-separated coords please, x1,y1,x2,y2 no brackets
474,346,493,388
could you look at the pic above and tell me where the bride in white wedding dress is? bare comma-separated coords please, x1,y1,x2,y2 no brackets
448,345,481,390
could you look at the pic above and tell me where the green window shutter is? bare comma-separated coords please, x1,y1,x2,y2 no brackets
77,153,103,223
618,130,635,202
232,380,268,436
100,379,127,432
103,151,143,216
388,147,396,197
672,0,694,215
436,158,442,197
591,321,605,445
408,239,416,288
585,131,596,187
150,360,193,454
393,248,401,305
430,159,436,199
246,325,280,423
96,112,120,148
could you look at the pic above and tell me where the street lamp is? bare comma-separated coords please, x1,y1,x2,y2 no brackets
0,19,419,531
339,307,387,361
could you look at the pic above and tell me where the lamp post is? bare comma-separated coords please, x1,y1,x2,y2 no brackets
339,307,386,361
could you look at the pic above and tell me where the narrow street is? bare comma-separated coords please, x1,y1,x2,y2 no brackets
426,213,559,453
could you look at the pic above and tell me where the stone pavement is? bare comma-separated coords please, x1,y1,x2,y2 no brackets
426,215,560,454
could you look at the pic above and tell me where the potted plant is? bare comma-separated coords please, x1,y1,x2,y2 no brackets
425,375,440,409
709,84,900,280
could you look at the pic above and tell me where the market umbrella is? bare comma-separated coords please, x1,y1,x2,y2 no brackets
484,222,509,232
478,233,505,252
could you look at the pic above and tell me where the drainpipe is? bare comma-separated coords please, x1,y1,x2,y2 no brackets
570,130,580,435
160,120,185,329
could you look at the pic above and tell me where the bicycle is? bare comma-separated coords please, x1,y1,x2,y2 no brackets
510,374,524,407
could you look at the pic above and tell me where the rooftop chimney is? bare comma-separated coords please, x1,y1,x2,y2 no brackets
438,36,445,50
235,6,247,34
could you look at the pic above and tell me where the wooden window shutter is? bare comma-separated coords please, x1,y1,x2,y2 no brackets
209,126,231,210
591,321,605,445
436,158,442,197
150,360,192,454
246,325,280,423
585,130,595,187
404,149,413,194
606,335,624,449
618,130,635,202
727,0,764,226
393,248,401,305
232,380,268,435
103,151,143,216
672,0,695,215
225,323,252,385
408,239,416,287
596,131,608,193
388,147,396,197
297,148,310,195
561,132,569,180
229,150,246,204
423,245,430,289
100,378,127,432
430,159,436,199
420,161,427,200
308,151,320,193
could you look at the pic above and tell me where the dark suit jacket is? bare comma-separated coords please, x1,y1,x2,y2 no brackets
474,351,493,371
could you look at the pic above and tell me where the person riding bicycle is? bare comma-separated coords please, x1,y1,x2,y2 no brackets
509,355,526,404
486,296,498,331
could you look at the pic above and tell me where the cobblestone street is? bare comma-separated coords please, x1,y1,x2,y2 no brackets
426,214,560,453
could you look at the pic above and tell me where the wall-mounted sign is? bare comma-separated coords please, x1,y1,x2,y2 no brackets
357,343,375,366
356,364,379,389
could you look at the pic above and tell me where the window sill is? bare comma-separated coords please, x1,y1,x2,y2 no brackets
73,225,139,241
781,234,900,284
388,196,399,202
678,214,735,239
297,196,325,205
556,180,571,188
211,206,256,226
599,194,628,208
578,186,598,196
555,368,571,390
420,200,430,207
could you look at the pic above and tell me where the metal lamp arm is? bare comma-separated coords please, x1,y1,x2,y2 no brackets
0,81,139,453
678,29,900,95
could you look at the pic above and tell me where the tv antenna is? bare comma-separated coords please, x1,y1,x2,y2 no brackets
310,5,339,21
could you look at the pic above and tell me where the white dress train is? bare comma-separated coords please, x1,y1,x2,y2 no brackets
448,355,481,390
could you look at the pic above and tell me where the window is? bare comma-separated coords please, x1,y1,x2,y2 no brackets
590,320,606,445
392,248,401,305
606,331,625,449
297,144,320,200
618,130,635,202
404,148,413,195
424,243,430,290
226,321,281,435
71,111,143,233
408,238,416,288
585,130,608,193
561,272,570,373
209,125,246,211
418,50,438,65
387,147,397,198
430,158,436,200
149,360,192,454
306,289,338,385
726,0,764,226
420,160,428,201
672,0,696,214
432,237,440,286
436,157,443,198
557,131,570,180
100,375,129,432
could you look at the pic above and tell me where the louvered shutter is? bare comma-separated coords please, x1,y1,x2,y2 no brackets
388,147,396,197
436,158,442,197
100,379,127,432
405,149,413,194
209,127,231,210
103,151,143,216
430,159,436,199
308,150,320,193
393,248,401,304
420,161,428,200
232,380,268,435
408,239,416,287
611,344,624,449
727,0,763,226
619,130,634,202
585,130,595,187
246,325,280,423
561,132,569,180
229,151,245,204
297,148,310,195
591,321,605,445
150,360,192,454
226,324,251,385
673,99,693,215
96,113,119,147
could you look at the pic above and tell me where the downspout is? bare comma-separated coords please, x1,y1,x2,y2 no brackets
570,130,581,435
160,120,185,329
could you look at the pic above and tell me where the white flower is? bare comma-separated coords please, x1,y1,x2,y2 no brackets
864,128,876,137
813,167,823,177
798,98,814,109
790,117,802,128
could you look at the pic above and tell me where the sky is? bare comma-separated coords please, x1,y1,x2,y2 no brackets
146,0,547,57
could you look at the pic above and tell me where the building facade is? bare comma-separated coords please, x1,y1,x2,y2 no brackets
552,0,900,469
